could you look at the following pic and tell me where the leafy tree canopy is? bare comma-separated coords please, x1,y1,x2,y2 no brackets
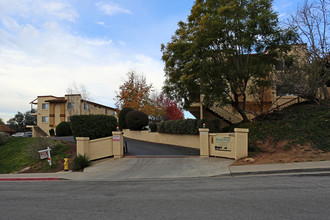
115,70,155,115
287,0,330,100
7,111,36,132
161,0,297,121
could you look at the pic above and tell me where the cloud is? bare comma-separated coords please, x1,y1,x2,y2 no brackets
95,21,111,28
95,1,132,16
40,1,78,22
0,16,165,122
0,1,169,123
2,16,20,31
0,0,78,22
119,41,126,46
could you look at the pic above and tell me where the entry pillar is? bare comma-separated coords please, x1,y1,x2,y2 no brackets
112,131,124,158
199,128,209,157
76,137,90,157
234,128,249,160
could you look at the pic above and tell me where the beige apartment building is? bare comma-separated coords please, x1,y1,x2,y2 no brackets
29,94,117,137
188,44,313,125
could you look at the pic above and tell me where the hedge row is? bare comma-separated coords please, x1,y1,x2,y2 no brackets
70,115,117,140
158,118,222,135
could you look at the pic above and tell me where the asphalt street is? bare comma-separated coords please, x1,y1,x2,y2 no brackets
1,175,330,219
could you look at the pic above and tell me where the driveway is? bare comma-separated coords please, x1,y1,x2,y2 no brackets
82,157,233,181
52,136,75,143
124,138,200,156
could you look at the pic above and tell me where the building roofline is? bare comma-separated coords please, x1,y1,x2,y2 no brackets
82,100,117,111
37,95,59,98
30,94,117,111
65,94,82,97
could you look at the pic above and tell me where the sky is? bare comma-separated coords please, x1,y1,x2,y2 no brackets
0,0,302,122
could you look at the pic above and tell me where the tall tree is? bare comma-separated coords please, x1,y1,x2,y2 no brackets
0,118,4,125
115,70,155,115
66,82,93,101
156,93,184,120
7,111,36,132
161,0,296,121
288,0,329,100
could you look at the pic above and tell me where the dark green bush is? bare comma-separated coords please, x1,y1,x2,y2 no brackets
149,122,158,132
126,110,149,130
49,129,55,137
72,154,91,171
158,119,223,135
0,132,8,146
119,107,134,129
158,119,199,135
70,115,117,140
55,121,72,136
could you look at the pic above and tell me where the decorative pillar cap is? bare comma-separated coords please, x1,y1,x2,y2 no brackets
199,128,209,132
76,137,90,141
234,128,249,133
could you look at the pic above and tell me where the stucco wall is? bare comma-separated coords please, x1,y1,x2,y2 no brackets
76,132,124,160
89,137,113,160
123,129,200,149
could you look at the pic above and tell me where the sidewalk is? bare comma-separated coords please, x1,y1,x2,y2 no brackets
1,158,330,181
229,160,330,176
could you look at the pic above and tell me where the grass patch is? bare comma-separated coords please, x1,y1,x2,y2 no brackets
225,100,330,152
0,137,70,174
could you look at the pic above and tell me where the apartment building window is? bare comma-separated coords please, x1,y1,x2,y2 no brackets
42,116,49,123
105,109,109,115
67,102,75,109
113,111,117,117
84,103,90,110
42,103,49,110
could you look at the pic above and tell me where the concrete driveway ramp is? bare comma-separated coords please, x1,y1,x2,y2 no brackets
83,157,233,181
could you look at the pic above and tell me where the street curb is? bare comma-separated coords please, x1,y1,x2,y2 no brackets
229,167,330,176
0,177,64,181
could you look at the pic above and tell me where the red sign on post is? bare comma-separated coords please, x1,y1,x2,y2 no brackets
39,151,48,159
38,147,52,166
113,135,120,141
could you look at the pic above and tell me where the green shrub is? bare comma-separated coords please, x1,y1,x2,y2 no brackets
55,121,72,136
126,110,149,130
72,154,91,171
157,119,223,135
49,129,55,137
70,115,117,140
158,119,199,135
119,107,134,129
149,122,158,132
0,132,8,146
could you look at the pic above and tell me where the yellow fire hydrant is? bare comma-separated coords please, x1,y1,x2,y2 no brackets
64,158,69,171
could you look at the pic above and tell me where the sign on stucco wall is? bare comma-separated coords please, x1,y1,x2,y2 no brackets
215,136,231,151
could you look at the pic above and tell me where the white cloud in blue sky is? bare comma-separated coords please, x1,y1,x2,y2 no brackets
95,1,132,16
0,0,304,122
